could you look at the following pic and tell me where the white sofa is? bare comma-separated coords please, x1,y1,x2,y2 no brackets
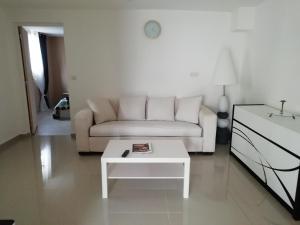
74,96,217,153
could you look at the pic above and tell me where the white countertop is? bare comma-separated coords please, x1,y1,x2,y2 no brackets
237,105,300,134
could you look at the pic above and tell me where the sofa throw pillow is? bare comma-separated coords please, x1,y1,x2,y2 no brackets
118,96,146,121
147,97,175,121
87,98,117,124
175,96,203,124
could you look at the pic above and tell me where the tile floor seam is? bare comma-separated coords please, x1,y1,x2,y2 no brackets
166,212,172,225
229,190,256,225
164,190,173,225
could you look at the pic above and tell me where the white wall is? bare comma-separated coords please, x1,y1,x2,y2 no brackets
2,2,299,143
1,9,248,138
0,8,26,144
244,0,300,113
62,10,246,114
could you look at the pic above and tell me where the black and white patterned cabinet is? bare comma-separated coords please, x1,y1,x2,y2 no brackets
230,104,300,220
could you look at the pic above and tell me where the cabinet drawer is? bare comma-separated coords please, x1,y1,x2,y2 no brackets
231,120,300,208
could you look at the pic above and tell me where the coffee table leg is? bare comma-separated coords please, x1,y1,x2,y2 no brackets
101,160,108,198
183,160,190,198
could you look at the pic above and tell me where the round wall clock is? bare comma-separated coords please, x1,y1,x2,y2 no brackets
144,20,161,39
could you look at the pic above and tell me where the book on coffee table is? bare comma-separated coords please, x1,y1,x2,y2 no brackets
132,143,152,153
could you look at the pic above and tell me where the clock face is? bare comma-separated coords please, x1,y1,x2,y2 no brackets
144,20,161,39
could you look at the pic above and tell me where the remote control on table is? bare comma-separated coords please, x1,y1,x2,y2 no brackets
122,150,130,158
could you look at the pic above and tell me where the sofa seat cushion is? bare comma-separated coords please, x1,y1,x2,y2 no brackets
90,121,202,137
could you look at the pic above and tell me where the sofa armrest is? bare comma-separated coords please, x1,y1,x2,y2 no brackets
74,108,93,152
199,106,217,152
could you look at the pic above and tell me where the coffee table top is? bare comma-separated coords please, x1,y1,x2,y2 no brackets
102,140,190,163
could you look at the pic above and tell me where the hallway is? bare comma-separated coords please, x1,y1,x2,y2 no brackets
37,110,71,135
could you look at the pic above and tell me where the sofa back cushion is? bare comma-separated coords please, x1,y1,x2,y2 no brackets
147,97,175,121
175,96,203,124
87,98,117,124
118,96,146,120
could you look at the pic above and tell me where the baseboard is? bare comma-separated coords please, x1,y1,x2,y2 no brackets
0,134,30,151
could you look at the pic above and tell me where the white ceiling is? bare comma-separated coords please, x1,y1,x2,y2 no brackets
0,0,264,11
24,26,64,36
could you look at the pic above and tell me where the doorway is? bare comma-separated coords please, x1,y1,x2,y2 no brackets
19,25,71,135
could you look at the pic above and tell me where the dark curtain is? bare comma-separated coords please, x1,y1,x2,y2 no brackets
39,33,50,108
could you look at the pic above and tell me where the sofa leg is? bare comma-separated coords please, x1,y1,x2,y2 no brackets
189,152,214,155
203,152,214,155
78,152,102,156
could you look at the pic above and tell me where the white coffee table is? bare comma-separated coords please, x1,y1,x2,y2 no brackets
101,140,190,199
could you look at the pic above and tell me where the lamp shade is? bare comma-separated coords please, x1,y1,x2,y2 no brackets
213,48,238,86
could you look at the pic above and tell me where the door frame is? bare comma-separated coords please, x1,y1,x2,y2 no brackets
16,22,65,135
18,26,36,134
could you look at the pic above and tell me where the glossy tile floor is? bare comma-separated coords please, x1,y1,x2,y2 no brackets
0,135,299,225
37,111,71,135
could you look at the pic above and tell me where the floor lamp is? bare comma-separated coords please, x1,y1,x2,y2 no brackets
213,48,237,144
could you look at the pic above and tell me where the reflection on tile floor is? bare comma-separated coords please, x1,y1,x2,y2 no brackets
0,135,299,225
